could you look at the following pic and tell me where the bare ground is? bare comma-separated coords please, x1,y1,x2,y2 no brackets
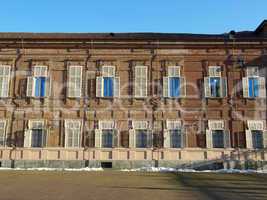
0,171,266,200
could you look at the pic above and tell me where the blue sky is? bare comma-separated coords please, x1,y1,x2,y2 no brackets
1,0,267,34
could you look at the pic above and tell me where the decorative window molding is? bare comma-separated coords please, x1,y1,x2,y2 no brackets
166,120,182,130
67,66,83,98
246,66,259,77
134,66,148,98
247,120,264,130
208,120,224,130
0,65,11,97
99,120,115,130
208,66,221,77
132,120,148,130
101,66,115,77
168,66,181,77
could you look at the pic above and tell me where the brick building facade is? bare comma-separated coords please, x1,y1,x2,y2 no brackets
0,21,266,168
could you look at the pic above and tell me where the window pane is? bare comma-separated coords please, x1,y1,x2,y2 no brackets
169,77,180,97
170,130,182,148
136,130,147,148
35,77,46,97
252,130,263,149
248,78,259,98
102,130,113,148
212,130,224,148
31,129,43,147
210,77,221,97
104,77,114,97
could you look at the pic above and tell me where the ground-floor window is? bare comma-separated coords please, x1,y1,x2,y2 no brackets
170,130,182,148
65,120,81,148
0,120,6,146
102,130,113,148
31,129,44,147
212,130,224,148
252,130,263,149
136,130,148,148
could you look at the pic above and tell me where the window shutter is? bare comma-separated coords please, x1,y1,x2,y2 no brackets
112,130,119,148
263,130,267,148
45,77,51,97
95,129,102,148
147,130,153,148
114,77,120,97
0,65,11,97
134,66,147,98
96,76,103,97
206,130,212,148
163,77,169,97
245,130,253,149
259,77,266,98
24,130,32,147
224,130,231,148
163,129,170,148
42,129,48,147
129,129,136,148
242,77,249,98
181,132,187,148
204,77,211,97
67,66,82,97
26,77,35,97
220,78,227,97
180,77,186,97
168,66,180,77
209,66,221,77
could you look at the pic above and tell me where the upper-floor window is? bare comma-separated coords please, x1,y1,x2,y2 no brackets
96,66,120,98
163,66,186,98
0,65,11,98
27,66,50,98
67,66,83,98
204,66,227,98
206,120,230,149
243,67,266,98
134,66,147,98
24,120,47,148
64,119,82,148
0,120,7,146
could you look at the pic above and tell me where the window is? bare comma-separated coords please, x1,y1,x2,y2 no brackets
134,66,147,98
170,130,182,148
27,66,50,98
24,120,47,148
204,66,227,98
252,130,263,149
243,67,265,98
136,130,148,148
64,120,82,148
67,66,82,97
96,66,120,98
212,130,224,148
0,120,7,146
0,65,11,97
163,66,186,98
102,130,113,148
206,120,230,148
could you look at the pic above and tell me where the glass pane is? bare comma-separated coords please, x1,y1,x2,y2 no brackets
170,130,182,148
252,130,263,149
102,130,113,148
136,130,147,148
169,77,180,97
212,130,224,148
31,129,43,147
210,77,221,97
104,77,114,97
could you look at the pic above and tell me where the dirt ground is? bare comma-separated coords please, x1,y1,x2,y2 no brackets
0,171,266,200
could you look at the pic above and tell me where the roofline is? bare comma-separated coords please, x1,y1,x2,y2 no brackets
255,20,267,33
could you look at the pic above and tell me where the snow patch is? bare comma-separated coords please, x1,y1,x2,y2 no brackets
0,167,103,172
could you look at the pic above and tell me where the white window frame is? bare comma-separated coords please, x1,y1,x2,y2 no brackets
67,66,83,98
0,120,7,146
64,119,82,148
24,119,46,148
0,65,11,98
